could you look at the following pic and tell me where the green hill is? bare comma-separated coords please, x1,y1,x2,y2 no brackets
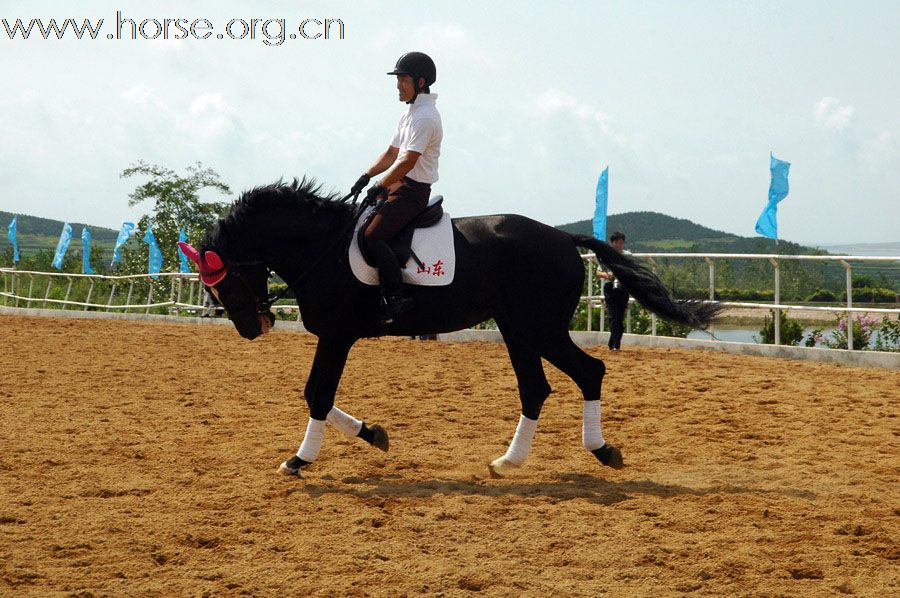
558,212,897,298
0,210,118,256
557,211,814,255
1,208,894,299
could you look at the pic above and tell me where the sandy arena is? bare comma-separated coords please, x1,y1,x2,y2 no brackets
0,314,897,596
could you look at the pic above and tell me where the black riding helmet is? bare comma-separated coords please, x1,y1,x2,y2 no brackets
387,51,436,104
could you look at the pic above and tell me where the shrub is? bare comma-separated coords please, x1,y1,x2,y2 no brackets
813,315,880,350
806,288,838,302
629,304,692,338
843,287,896,303
757,310,804,346
874,318,900,352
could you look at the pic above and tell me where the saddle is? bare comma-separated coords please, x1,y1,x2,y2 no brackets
356,195,444,270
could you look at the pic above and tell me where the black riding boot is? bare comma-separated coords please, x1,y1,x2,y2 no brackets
370,239,414,323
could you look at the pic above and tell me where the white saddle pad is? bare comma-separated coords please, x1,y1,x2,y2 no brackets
349,205,456,286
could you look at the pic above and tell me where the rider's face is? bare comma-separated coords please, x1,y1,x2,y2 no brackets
396,75,416,102
611,238,625,253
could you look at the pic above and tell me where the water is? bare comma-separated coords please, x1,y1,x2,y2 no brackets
687,326,881,349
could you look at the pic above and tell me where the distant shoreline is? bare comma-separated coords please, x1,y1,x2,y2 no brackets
719,307,898,326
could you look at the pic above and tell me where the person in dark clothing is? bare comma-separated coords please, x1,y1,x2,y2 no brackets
597,231,630,350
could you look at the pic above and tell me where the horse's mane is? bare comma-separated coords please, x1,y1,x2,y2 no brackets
203,177,349,256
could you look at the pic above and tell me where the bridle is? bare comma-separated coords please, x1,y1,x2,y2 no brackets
204,190,371,318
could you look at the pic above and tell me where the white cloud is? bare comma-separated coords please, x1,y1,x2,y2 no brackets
121,85,153,104
859,131,899,172
185,92,240,139
535,89,612,133
814,96,854,131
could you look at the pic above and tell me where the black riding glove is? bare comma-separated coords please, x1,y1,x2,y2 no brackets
365,184,387,203
350,173,371,195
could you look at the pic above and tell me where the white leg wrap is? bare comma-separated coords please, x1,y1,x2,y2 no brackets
501,415,538,466
582,400,605,451
326,406,363,438
297,417,326,462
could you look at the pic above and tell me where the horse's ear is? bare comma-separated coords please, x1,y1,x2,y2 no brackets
201,250,227,286
177,242,200,265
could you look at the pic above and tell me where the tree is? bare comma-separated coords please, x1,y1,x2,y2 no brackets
120,161,231,273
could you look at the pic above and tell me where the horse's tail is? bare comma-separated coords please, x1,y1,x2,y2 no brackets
572,235,722,330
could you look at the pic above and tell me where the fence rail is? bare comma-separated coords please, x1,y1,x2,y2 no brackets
3,251,899,351
0,268,301,318
582,252,899,351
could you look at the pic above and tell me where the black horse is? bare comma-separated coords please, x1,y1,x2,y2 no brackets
180,178,718,477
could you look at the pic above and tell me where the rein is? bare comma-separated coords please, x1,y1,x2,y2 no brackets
262,190,370,307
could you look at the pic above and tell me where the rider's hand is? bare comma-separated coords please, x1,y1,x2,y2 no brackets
350,173,371,195
366,184,387,203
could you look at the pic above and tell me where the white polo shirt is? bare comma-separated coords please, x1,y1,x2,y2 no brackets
390,93,442,184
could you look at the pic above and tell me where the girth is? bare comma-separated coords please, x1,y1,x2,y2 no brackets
357,196,444,270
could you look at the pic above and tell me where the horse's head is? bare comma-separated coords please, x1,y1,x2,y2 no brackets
178,242,275,340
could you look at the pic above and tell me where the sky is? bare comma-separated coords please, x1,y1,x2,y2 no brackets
1,0,898,245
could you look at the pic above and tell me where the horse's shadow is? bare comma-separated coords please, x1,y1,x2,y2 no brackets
296,471,815,505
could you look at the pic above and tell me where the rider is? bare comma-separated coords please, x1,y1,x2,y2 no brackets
349,51,443,324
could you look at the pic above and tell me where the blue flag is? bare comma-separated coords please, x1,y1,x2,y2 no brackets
7,217,20,263
81,227,95,275
143,225,163,279
177,228,191,274
52,223,73,270
755,153,791,240
110,222,135,267
593,166,609,241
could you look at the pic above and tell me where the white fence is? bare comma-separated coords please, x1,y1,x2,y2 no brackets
583,252,899,351
3,252,899,352
0,268,303,319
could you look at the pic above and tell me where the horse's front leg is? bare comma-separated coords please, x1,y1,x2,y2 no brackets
278,336,388,476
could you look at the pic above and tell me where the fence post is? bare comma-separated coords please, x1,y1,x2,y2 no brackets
125,281,134,314
706,258,716,300
840,260,853,351
644,257,659,336
83,279,95,311
27,274,35,307
586,255,594,332
62,277,74,311
626,299,632,334
43,277,52,308
107,283,117,311
769,258,780,345
599,296,606,333
12,271,18,308
705,257,716,338
168,277,176,314
145,280,153,314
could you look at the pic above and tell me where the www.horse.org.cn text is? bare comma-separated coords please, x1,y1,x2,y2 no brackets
1,11,346,46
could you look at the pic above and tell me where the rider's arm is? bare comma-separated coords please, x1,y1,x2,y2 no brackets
376,117,436,187
365,146,400,177
377,150,421,188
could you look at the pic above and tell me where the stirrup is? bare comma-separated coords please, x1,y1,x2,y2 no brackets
380,294,414,324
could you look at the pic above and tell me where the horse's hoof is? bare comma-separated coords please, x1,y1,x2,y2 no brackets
591,444,624,469
277,461,301,476
488,456,520,478
277,455,309,477
370,423,389,452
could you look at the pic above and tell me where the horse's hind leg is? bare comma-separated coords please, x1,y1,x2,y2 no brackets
488,320,553,477
532,331,624,469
